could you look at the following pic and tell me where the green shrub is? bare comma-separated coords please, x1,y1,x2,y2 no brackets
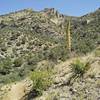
0,72,22,84
30,70,53,96
16,42,21,46
71,59,91,76
13,58,23,67
44,45,69,62
0,57,12,75
27,53,43,65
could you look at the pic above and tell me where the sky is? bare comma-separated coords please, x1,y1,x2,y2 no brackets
0,0,100,16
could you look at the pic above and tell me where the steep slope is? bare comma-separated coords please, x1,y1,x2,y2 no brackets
71,8,100,54
0,9,64,85
35,51,100,100
28,47,100,100
0,8,99,88
0,48,100,100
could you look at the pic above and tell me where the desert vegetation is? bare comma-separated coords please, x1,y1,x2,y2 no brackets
71,59,91,77
30,70,53,96
0,8,100,100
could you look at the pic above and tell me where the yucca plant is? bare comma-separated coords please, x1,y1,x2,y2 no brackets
71,59,91,77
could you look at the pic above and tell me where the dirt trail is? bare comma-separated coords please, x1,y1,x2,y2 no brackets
5,82,26,100
1,78,32,100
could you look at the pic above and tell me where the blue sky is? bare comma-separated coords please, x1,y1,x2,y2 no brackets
0,0,100,16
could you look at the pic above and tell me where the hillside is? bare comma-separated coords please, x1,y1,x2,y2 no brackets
0,8,100,100
0,8,63,85
1,48,100,100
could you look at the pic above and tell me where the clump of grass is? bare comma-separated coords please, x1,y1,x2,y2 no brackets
67,59,91,85
71,59,91,77
30,70,53,96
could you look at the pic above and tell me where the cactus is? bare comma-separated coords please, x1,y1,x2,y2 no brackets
66,19,71,52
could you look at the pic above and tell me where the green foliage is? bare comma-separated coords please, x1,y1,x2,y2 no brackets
71,59,91,76
72,31,97,54
30,70,53,96
13,58,23,67
44,45,70,62
26,52,44,66
0,57,24,84
0,72,23,84
0,57,12,75
0,8,99,86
